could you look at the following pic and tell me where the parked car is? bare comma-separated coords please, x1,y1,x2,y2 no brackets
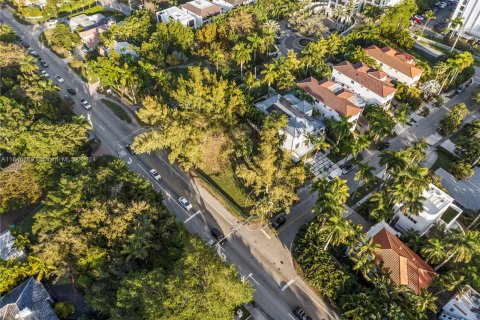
67,87,76,95
40,59,48,68
54,75,64,83
40,69,49,78
210,228,227,245
149,169,161,181
63,95,74,105
326,168,342,182
125,144,135,155
29,50,39,58
80,99,92,110
455,84,466,94
272,216,286,230
178,196,193,211
377,142,390,151
342,164,355,175
46,19,58,27
293,307,312,320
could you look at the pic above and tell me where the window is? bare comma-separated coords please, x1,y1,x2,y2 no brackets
449,308,454,312
408,216,417,224
295,143,300,149
351,80,354,84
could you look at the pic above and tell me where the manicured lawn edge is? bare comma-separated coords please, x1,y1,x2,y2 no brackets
101,99,132,123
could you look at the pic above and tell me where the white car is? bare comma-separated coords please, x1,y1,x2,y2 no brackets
55,75,64,83
40,69,49,78
149,169,161,181
179,197,193,211
80,99,92,110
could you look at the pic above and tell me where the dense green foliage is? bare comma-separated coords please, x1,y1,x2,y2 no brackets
440,103,469,134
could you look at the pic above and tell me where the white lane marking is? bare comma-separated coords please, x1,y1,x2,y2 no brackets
127,158,132,164
98,124,105,131
137,163,191,217
281,279,295,291
293,282,337,319
184,210,201,223
261,229,271,240
250,275,260,286
288,314,295,320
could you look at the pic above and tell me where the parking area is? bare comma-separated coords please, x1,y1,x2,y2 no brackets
306,151,339,179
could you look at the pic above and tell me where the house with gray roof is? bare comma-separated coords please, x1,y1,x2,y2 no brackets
0,277,58,320
254,93,325,162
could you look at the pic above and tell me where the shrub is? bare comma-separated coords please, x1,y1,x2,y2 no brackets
450,160,474,180
439,103,469,134
54,302,75,320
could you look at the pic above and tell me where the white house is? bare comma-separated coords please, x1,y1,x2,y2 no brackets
391,184,463,236
212,0,254,11
297,76,365,129
361,0,403,9
23,0,47,8
180,0,222,27
254,93,326,161
0,230,26,261
332,61,396,107
450,0,480,41
365,45,423,86
440,285,480,320
156,6,197,28
69,13,106,31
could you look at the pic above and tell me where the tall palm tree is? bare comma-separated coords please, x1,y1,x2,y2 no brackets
355,162,374,187
330,116,352,146
449,17,464,51
351,134,371,160
312,177,349,216
422,10,436,34
368,191,394,222
232,43,252,80
261,63,277,96
210,50,225,71
320,213,356,250
247,33,264,62
434,229,480,270
263,20,280,35
19,55,38,75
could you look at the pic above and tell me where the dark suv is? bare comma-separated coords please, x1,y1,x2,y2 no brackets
293,307,312,320
211,228,227,246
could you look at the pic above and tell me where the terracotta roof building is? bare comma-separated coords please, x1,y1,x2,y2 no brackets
181,0,221,27
332,61,396,107
368,225,437,294
366,45,423,85
78,24,108,50
297,77,364,127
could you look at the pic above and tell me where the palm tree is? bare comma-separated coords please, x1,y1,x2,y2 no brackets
19,55,38,75
263,20,280,35
210,50,225,71
352,236,380,279
330,116,352,146
306,133,330,154
312,177,349,216
368,191,394,222
232,43,252,80
449,17,464,52
320,213,356,250
407,138,428,162
422,10,436,34
355,162,374,187
261,63,277,96
247,33,264,62
471,89,480,105
351,134,370,160
434,230,480,270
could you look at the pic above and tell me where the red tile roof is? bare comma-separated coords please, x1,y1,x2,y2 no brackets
181,1,221,18
333,61,396,98
297,77,363,117
372,228,437,294
366,45,423,79
78,24,108,50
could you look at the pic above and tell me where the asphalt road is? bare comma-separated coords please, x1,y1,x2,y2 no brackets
0,8,339,320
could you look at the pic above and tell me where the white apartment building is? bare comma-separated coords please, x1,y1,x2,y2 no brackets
297,76,365,129
254,93,326,161
212,0,254,11
450,0,480,41
361,0,403,8
156,6,197,28
332,61,396,107
392,184,463,236
440,285,480,320
365,45,423,86
180,0,222,27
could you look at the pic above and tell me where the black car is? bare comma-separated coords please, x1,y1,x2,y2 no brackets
377,142,390,151
272,216,286,230
342,164,355,175
40,59,48,68
125,144,135,155
211,228,227,246
293,307,312,320
67,87,76,95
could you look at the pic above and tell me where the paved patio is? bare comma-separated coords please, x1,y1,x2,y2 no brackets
306,151,337,179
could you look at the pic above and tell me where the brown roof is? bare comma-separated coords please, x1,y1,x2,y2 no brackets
372,228,437,294
78,24,108,50
366,45,423,78
333,61,397,98
224,0,249,5
181,1,221,18
297,77,363,117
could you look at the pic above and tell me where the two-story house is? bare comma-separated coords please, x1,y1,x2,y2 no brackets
212,0,254,11
180,0,222,28
297,76,365,130
254,93,326,162
365,45,423,86
332,61,397,107
156,6,197,28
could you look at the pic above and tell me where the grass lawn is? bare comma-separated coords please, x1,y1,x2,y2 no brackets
101,99,132,123
347,177,382,207
441,206,460,224
430,148,456,172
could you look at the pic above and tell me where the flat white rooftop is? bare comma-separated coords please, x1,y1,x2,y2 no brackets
187,0,215,8
159,6,195,23
422,184,454,216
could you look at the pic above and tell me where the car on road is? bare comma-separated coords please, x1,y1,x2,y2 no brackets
46,19,58,27
377,142,390,151
125,144,135,155
29,50,39,58
80,99,92,110
149,169,161,181
271,216,286,230
39,59,48,68
326,168,342,182
293,306,312,320
210,228,227,246
67,87,76,95
54,75,64,83
40,69,49,78
342,164,355,175
63,95,74,105
178,196,193,211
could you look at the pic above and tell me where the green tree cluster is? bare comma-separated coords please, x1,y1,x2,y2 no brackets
49,23,81,53
439,103,469,134
363,104,396,142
